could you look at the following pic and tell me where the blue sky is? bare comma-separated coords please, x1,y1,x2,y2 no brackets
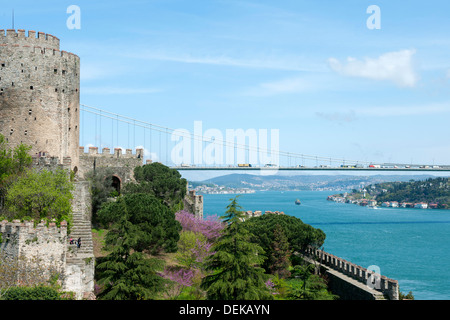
2,1,450,179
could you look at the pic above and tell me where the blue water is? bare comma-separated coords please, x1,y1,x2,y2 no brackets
202,190,450,300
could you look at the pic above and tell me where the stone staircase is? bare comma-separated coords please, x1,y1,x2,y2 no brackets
68,210,94,256
63,181,95,299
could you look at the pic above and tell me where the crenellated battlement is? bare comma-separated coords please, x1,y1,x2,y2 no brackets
0,29,60,51
0,219,67,237
0,42,79,62
77,146,144,183
31,154,72,173
79,146,144,159
303,246,399,300
0,219,67,264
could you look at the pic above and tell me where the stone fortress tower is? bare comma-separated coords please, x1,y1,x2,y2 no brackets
0,29,203,299
0,29,80,170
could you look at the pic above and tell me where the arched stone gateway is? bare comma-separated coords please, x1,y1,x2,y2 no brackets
111,175,121,194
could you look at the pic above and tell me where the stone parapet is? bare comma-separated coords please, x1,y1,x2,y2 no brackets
304,246,399,300
79,146,144,159
0,29,61,51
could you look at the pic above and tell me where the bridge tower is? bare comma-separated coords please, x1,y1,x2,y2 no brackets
0,29,80,170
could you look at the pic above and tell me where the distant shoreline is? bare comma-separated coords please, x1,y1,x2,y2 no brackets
326,194,446,210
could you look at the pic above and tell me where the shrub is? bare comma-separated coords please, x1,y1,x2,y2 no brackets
2,286,61,300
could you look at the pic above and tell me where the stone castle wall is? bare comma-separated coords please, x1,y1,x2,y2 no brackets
0,220,67,276
78,146,144,186
0,29,80,170
184,189,204,219
304,246,399,300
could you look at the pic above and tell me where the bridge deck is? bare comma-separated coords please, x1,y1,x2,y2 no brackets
171,166,450,171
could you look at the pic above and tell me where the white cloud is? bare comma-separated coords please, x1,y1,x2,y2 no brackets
328,50,419,87
124,49,325,72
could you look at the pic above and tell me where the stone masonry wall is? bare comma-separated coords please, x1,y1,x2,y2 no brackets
0,220,67,276
184,189,204,219
0,29,80,170
303,246,399,300
78,146,144,184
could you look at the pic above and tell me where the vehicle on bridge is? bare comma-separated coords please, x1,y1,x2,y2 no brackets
238,163,252,167
341,165,356,168
264,164,278,167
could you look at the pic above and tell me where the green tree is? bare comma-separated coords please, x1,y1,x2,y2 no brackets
123,162,187,211
175,230,211,270
243,213,326,272
4,169,73,227
286,264,337,300
201,197,273,300
269,224,291,278
0,134,32,206
84,168,118,221
95,248,166,300
97,193,181,254
95,193,182,299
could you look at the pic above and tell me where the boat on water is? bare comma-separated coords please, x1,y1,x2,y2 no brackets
295,199,301,205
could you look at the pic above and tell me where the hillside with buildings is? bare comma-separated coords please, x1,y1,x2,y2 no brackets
194,174,436,192
328,177,450,209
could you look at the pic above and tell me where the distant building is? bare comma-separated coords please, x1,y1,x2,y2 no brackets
390,201,399,208
414,202,428,209
368,200,377,207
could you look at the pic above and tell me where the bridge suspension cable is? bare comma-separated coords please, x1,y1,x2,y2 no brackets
80,103,373,166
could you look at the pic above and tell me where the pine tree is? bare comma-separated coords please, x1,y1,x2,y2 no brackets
96,246,166,300
201,196,273,300
269,223,291,278
95,193,181,299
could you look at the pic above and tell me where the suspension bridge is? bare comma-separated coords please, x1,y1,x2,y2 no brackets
80,104,450,172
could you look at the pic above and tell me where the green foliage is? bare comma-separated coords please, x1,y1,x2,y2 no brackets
242,213,326,272
93,163,189,300
4,168,74,228
1,286,61,300
0,134,32,204
97,193,181,254
359,177,450,208
0,134,32,180
285,264,337,300
399,290,415,300
269,224,291,278
201,196,273,300
175,230,209,270
123,162,187,211
85,168,118,220
95,193,179,299
95,251,167,300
